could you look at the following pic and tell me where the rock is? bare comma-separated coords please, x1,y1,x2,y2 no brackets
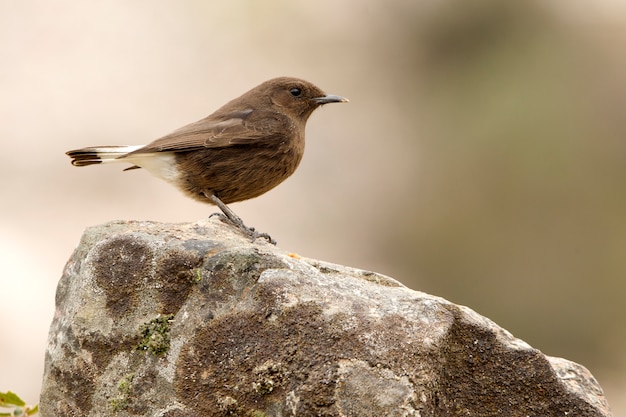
40,219,612,417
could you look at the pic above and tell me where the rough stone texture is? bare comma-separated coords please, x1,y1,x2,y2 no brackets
40,219,612,417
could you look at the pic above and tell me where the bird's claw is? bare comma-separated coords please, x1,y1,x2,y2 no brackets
250,231,277,245
210,211,276,245
209,212,227,221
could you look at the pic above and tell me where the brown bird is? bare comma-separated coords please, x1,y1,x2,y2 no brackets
66,77,348,244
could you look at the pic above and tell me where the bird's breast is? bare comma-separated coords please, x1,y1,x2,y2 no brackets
173,133,305,204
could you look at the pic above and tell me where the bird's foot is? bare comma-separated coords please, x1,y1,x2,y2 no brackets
209,212,276,244
205,193,277,245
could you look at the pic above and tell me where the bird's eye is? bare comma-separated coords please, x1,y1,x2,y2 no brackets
290,88,302,97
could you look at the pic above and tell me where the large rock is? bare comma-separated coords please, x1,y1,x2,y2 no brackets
40,220,612,416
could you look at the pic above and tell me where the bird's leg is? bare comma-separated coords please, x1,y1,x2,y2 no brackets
204,192,276,245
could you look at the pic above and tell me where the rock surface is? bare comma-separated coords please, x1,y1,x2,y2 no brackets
40,219,612,417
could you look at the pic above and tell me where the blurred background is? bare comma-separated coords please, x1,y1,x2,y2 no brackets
1,0,625,413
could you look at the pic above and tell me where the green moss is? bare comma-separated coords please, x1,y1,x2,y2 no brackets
192,268,203,283
137,314,175,355
108,373,134,412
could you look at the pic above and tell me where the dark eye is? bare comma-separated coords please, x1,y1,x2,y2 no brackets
290,87,302,97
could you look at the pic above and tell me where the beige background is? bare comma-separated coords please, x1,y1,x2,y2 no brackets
1,0,625,413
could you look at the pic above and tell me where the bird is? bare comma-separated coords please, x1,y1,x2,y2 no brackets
66,77,348,244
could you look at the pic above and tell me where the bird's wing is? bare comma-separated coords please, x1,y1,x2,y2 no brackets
126,109,287,155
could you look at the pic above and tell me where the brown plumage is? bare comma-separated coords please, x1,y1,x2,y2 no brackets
66,77,348,243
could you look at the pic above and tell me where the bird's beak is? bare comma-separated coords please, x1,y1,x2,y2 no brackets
313,94,349,104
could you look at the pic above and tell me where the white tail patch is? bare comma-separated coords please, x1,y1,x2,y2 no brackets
91,145,145,161
67,145,181,184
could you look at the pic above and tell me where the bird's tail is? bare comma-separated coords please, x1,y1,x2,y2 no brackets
66,145,144,167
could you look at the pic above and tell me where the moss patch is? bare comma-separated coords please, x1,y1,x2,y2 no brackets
108,373,134,412
136,314,175,356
